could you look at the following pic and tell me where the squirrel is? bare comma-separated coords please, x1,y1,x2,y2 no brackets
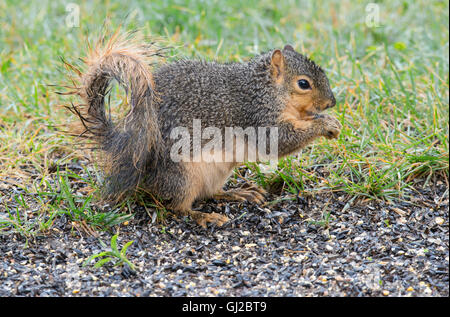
64,31,342,228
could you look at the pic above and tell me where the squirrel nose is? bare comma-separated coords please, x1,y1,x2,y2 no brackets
326,97,336,109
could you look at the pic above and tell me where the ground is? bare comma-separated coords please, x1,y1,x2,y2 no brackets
0,0,448,297
0,168,448,296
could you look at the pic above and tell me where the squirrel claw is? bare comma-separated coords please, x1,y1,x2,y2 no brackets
175,209,228,228
213,184,267,205
316,114,342,139
190,211,229,228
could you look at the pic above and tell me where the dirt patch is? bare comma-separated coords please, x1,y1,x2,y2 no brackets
0,179,448,296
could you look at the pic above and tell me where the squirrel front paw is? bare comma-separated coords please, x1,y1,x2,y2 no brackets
315,114,342,139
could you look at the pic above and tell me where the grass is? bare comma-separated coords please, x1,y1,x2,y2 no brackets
83,233,136,271
0,0,448,239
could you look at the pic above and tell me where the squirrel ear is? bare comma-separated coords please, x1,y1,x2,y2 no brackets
271,49,285,83
283,44,295,52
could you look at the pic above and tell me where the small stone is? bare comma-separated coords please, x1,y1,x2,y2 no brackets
406,287,414,292
212,259,227,267
391,207,406,216
435,217,445,225
382,290,390,296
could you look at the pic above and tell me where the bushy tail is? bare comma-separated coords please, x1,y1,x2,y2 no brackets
63,30,164,201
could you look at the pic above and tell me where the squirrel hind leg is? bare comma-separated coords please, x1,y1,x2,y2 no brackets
213,183,266,204
173,207,229,228
180,209,229,228
169,187,229,228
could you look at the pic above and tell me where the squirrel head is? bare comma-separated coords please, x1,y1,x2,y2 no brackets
270,44,336,120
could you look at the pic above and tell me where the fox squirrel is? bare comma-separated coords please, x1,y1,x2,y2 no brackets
65,31,342,228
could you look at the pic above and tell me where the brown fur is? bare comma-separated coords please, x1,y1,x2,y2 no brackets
63,30,167,200
278,93,315,130
270,49,285,85
169,162,233,228
182,161,237,204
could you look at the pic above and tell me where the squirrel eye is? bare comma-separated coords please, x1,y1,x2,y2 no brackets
297,79,311,90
